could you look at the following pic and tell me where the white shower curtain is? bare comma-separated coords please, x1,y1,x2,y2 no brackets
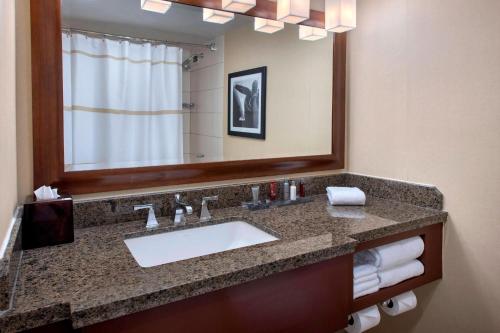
62,32,184,170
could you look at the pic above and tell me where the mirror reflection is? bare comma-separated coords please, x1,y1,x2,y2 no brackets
61,0,333,172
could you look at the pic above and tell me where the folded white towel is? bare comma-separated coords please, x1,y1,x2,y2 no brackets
354,285,380,299
378,260,424,288
354,251,378,266
326,187,366,206
354,278,380,295
353,264,377,280
354,272,378,285
369,236,425,270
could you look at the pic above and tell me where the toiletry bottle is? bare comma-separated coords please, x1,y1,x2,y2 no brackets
290,181,297,201
251,186,259,206
283,179,290,201
269,182,277,201
299,179,305,197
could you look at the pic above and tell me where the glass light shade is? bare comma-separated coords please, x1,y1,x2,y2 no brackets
221,0,256,13
325,0,356,32
254,18,285,34
277,0,310,24
140,0,172,14
203,8,235,24
299,25,328,41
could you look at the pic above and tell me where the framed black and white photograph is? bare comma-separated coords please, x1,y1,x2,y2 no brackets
228,66,267,140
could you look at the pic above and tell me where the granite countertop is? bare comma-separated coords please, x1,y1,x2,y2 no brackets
0,195,447,332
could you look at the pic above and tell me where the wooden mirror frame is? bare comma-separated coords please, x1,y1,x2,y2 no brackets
30,0,346,194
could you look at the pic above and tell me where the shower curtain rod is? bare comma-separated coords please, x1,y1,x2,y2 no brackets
61,27,216,51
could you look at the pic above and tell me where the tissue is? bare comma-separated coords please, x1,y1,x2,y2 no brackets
345,305,381,333
380,291,418,316
34,186,60,201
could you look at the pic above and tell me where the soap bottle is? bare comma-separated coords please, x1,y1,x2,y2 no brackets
269,181,278,201
290,181,297,201
283,179,290,201
299,178,306,198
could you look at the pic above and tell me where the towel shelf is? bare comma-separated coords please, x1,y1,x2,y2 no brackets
351,223,443,312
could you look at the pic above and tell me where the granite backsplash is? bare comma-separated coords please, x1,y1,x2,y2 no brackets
72,173,443,229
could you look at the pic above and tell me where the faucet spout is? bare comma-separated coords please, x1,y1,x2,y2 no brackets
172,194,193,225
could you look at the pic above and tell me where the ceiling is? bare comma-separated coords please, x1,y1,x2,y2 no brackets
61,0,251,44
61,0,326,44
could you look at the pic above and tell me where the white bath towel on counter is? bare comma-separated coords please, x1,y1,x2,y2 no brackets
378,260,425,288
369,236,424,270
326,187,366,206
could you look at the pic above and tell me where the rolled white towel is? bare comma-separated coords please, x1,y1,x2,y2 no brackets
378,260,424,288
369,236,424,270
353,264,377,280
354,272,378,285
326,187,366,206
354,278,380,295
354,285,380,299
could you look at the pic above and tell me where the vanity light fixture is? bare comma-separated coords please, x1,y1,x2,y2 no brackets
140,0,172,14
203,8,235,24
254,18,285,34
276,0,310,24
221,0,256,13
299,25,328,41
325,0,357,33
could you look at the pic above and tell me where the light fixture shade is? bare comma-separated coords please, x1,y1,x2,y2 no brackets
277,0,310,24
299,25,328,41
221,0,256,13
254,18,285,34
203,8,235,24
140,0,172,14
325,0,356,32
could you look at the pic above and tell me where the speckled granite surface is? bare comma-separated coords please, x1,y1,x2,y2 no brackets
0,208,22,311
72,173,443,228
72,174,348,229
0,194,447,332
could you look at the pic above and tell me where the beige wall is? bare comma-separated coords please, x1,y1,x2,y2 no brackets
0,0,18,241
15,0,32,203
347,0,500,331
223,24,332,160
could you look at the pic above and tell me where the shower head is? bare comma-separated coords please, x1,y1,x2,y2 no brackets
182,53,204,70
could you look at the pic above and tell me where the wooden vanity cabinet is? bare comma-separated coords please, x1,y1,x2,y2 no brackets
82,254,352,333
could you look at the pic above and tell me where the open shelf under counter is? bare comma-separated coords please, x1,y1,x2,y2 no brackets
351,223,443,312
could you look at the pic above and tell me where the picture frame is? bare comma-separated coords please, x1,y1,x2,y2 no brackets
228,66,267,140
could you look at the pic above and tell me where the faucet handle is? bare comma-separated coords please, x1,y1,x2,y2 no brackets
133,204,159,229
174,193,193,215
200,196,218,222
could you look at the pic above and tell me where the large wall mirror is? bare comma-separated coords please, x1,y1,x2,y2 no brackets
31,0,346,193
62,0,332,171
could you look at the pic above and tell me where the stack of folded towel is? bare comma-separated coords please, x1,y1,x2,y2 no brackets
353,236,425,299
326,187,366,206
353,264,379,299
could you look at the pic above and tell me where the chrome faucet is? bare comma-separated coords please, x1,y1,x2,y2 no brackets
133,204,159,230
172,194,193,225
200,196,218,222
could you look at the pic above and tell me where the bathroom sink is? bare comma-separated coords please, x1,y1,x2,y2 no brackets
124,221,278,268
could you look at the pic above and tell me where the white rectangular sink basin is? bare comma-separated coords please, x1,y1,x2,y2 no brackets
124,221,278,268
